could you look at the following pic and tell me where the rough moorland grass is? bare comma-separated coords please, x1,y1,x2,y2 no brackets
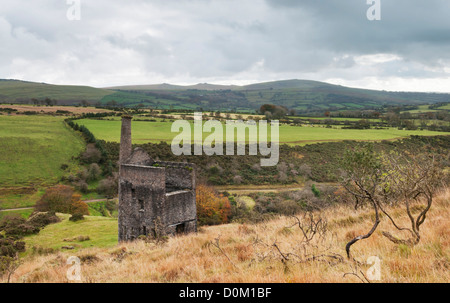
76,118,449,145
0,115,85,187
0,189,45,210
9,188,449,283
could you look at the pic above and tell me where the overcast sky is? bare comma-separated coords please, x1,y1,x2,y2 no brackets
1,0,450,92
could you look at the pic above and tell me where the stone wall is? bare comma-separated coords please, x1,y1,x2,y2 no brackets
164,190,197,229
155,161,196,191
118,164,166,241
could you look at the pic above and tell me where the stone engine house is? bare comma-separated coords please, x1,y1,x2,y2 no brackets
118,116,197,242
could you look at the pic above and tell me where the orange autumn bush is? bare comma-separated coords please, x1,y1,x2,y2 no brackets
196,184,231,226
35,185,89,215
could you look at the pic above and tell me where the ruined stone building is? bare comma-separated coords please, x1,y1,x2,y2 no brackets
118,116,197,242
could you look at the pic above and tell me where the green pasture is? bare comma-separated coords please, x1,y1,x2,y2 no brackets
437,104,450,110
0,189,45,210
0,115,85,187
23,214,118,253
76,118,449,145
401,105,440,114
292,116,382,122
0,208,34,220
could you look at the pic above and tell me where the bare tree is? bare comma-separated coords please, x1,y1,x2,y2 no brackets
340,145,446,259
340,144,385,259
378,153,444,246
0,256,20,283
253,213,343,268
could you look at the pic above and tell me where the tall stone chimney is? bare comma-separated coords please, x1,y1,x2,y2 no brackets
119,115,133,165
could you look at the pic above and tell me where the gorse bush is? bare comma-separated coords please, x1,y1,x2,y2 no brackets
0,211,60,265
311,184,321,197
0,213,60,238
0,216,40,238
0,238,25,257
26,212,61,229
97,136,450,186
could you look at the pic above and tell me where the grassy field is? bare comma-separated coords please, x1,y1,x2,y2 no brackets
294,116,382,122
437,104,450,110
0,208,34,220
400,105,441,114
22,213,118,254
77,118,449,145
9,187,449,283
0,115,85,187
0,189,45,210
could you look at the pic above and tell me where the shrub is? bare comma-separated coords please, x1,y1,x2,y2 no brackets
97,175,118,198
232,175,243,185
75,180,89,194
69,213,85,222
35,185,74,213
70,195,89,216
0,238,26,257
311,184,321,197
27,212,61,228
0,255,21,282
80,144,102,164
87,163,102,182
0,216,40,237
0,212,60,240
105,199,117,213
196,184,231,226
35,185,89,215
76,168,89,182
208,166,220,175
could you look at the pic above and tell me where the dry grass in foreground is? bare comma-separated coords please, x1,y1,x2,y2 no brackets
6,188,449,283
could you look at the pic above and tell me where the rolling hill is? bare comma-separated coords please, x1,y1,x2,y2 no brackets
2,78,450,113
107,79,450,112
0,79,114,104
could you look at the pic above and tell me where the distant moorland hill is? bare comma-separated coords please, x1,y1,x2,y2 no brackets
0,79,113,105
2,78,450,113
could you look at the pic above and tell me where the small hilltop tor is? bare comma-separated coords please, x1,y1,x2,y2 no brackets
118,115,197,242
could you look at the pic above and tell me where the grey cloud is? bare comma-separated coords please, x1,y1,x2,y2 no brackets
0,0,449,91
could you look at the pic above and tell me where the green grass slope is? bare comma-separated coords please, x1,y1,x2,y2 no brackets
0,79,114,103
0,115,85,187
23,214,118,253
